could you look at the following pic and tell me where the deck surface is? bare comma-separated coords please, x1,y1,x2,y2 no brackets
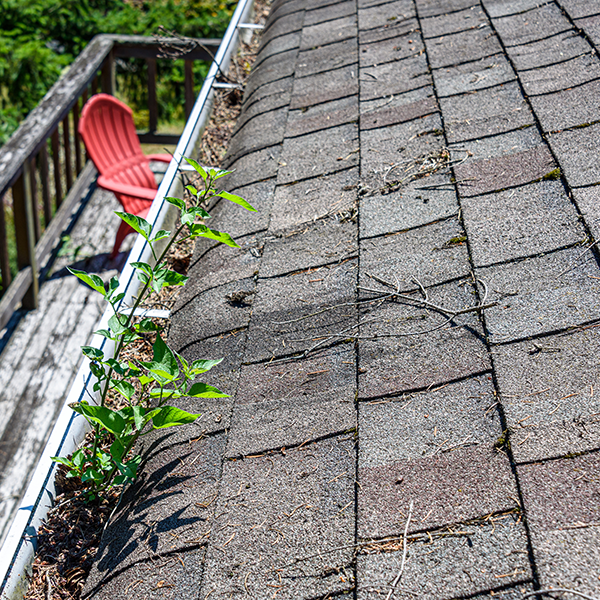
0,185,131,546
65,0,600,597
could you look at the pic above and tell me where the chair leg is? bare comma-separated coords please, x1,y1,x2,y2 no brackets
110,221,134,259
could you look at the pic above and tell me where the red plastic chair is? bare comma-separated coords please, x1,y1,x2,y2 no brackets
78,93,172,258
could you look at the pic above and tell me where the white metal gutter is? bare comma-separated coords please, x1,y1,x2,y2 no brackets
0,0,255,595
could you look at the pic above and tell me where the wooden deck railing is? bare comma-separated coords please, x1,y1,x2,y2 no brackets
0,34,220,331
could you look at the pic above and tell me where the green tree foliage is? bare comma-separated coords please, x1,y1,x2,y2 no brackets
0,0,235,144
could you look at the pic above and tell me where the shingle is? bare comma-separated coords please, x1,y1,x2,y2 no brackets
530,79,600,132
357,517,531,600
226,345,356,456
286,95,358,137
454,145,556,197
300,14,357,49
358,0,416,30
260,218,357,278
483,0,551,17
493,4,572,46
226,107,288,163
449,126,543,161
433,53,516,97
359,217,470,290
440,82,534,143
426,26,503,68
360,173,459,236
303,0,355,26
416,0,479,18
506,30,593,71
549,123,600,187
199,438,356,600
359,27,424,66
575,14,600,47
277,123,359,184
358,280,490,398
360,113,444,188
361,96,438,130
269,168,359,233
358,444,517,538
359,374,500,468
358,15,419,44
295,37,358,78
561,0,600,18
421,5,488,39
360,54,431,101
493,327,600,463
245,260,358,362
461,180,584,266
291,64,359,108
572,185,600,240
476,248,600,344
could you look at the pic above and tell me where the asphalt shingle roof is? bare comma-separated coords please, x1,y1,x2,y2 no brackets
83,0,600,597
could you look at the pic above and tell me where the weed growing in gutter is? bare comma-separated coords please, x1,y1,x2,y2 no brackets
52,159,255,500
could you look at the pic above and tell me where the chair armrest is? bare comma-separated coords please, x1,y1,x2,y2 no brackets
146,154,173,163
97,176,157,201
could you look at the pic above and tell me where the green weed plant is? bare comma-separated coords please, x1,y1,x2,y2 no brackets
52,159,254,500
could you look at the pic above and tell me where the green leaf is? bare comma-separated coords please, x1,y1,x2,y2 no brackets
110,439,126,463
107,359,127,375
90,362,107,381
72,449,86,468
187,381,229,398
140,334,179,381
149,387,181,399
190,358,223,374
136,318,161,333
151,229,171,243
113,380,135,401
72,402,127,436
68,267,106,295
210,168,231,180
81,468,104,483
185,184,198,196
52,456,73,468
117,454,141,479
81,346,104,361
108,313,129,336
131,261,153,277
188,224,239,248
96,450,112,471
216,190,256,212
94,328,114,340
133,405,146,431
166,196,186,211
115,212,152,240
151,406,200,429
184,157,207,180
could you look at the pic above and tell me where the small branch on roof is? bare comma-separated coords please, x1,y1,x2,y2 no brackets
385,500,413,600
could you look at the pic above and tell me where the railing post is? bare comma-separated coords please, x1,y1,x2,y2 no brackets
12,161,39,309
51,128,63,207
29,155,42,241
40,144,52,226
101,49,115,95
147,58,158,133
0,193,11,291
63,115,73,190
73,98,82,175
185,60,195,120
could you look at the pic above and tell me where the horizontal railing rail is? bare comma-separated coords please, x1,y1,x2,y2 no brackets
0,33,221,331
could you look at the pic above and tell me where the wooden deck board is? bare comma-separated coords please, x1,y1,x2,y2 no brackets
0,185,133,545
